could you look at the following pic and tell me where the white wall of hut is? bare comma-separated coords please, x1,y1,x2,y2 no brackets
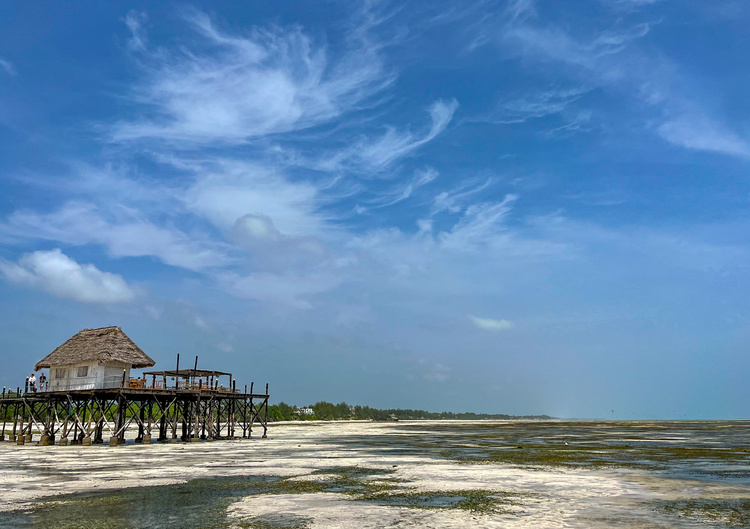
47,360,132,391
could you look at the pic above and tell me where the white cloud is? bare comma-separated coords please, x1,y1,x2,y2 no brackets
233,213,280,240
0,249,136,303
123,11,148,52
231,213,329,273
356,99,459,169
607,0,664,7
478,5,750,161
0,202,231,271
505,0,537,24
0,56,16,76
470,315,515,332
498,15,652,72
657,117,750,158
112,11,392,144
542,110,594,137
440,194,518,250
368,167,439,208
432,177,494,215
488,86,591,124
182,160,327,237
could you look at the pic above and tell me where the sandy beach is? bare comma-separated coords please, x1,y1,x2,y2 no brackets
1,420,749,528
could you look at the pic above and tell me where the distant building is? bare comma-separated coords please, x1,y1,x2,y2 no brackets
295,407,314,416
34,326,156,391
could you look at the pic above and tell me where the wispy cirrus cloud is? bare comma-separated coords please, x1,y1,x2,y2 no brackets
440,194,518,250
657,115,750,159
432,177,494,215
471,1,750,161
354,99,459,169
490,87,591,124
473,85,595,137
123,11,148,52
542,109,594,137
605,0,665,8
475,0,653,73
0,56,16,76
365,167,439,209
463,1,655,139
111,10,394,144
506,22,650,70
0,249,136,303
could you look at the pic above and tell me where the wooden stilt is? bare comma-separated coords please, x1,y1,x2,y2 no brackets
171,397,178,442
159,405,167,441
11,388,20,442
16,395,24,444
136,402,145,443
263,384,269,438
145,397,153,443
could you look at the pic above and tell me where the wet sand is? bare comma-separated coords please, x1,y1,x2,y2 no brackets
0,420,749,528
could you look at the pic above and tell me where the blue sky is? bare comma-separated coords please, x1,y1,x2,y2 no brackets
1,0,749,418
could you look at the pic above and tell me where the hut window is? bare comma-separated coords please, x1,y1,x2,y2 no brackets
77,366,89,377
55,368,67,379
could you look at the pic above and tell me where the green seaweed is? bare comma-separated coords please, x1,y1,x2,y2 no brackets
657,499,750,527
0,476,320,529
312,465,404,496
357,489,519,515
244,513,311,529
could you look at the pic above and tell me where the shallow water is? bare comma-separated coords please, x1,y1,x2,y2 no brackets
0,420,748,528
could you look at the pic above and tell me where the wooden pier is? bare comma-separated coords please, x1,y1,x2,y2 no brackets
1,326,270,446
0,377,269,446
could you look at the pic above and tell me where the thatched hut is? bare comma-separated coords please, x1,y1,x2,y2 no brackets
34,326,155,391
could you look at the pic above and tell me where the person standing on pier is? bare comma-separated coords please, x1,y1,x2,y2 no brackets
38,372,46,392
29,373,36,393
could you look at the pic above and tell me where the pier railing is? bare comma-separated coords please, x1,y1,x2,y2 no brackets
2,378,243,397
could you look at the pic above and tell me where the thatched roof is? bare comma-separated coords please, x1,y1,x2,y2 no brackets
35,327,156,370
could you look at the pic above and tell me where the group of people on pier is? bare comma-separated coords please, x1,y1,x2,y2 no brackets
25,372,46,393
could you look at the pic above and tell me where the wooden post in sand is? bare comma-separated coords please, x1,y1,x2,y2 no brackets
0,390,6,441
247,382,255,439
171,398,179,443
159,404,167,442
262,383,269,438
60,398,70,445
192,382,201,442
41,396,54,445
136,402,145,443
144,397,152,444
229,379,236,438
11,388,20,442
215,399,222,438
16,393,25,445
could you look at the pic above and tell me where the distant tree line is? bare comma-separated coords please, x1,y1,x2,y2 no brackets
267,401,551,422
